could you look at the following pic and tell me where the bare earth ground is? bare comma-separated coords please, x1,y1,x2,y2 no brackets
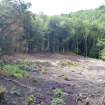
0,53,105,105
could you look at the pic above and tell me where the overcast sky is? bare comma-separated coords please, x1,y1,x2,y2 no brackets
29,0,105,15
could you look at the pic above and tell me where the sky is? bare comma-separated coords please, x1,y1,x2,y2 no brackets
29,0,105,15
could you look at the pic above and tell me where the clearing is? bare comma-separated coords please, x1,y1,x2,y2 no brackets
0,53,105,105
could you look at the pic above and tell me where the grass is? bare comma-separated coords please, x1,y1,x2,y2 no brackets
27,95,35,105
0,60,50,78
51,98,65,105
18,60,51,70
3,64,29,78
53,88,64,99
18,61,35,69
33,61,51,67
60,61,79,68
51,88,65,105
21,60,51,66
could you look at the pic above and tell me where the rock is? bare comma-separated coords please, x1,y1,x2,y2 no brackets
25,66,38,72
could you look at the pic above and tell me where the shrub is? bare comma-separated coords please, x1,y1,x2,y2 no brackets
60,61,78,68
27,95,35,105
100,48,105,60
89,46,99,58
0,60,4,70
3,64,29,78
53,88,64,99
51,98,65,105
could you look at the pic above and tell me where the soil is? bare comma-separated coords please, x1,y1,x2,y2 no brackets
0,53,105,105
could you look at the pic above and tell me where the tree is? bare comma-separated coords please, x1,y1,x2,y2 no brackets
0,1,105,60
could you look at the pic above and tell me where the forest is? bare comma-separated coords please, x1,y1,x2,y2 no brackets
1,0,105,105
0,0,105,60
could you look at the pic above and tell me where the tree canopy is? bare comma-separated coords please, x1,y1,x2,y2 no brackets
0,0,105,59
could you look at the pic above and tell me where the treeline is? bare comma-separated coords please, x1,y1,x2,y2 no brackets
0,0,105,60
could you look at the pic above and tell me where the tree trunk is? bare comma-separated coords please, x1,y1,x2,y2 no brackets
85,36,88,57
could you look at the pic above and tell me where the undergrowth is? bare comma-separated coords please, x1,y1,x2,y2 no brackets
51,88,65,105
3,64,29,78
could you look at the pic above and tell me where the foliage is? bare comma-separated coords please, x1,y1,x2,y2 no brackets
0,0,105,59
53,88,64,99
60,61,78,67
27,95,35,105
100,48,105,60
88,46,99,58
51,88,65,105
3,64,29,78
51,98,65,105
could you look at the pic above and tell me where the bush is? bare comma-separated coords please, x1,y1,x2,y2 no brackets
27,95,35,105
74,48,81,54
3,64,29,78
89,46,99,58
51,88,65,105
51,98,65,105
60,61,78,67
53,88,64,99
100,48,105,60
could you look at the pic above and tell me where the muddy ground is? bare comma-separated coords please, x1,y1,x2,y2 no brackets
0,53,105,105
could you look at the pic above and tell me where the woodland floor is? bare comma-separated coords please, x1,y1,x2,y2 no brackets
0,53,105,105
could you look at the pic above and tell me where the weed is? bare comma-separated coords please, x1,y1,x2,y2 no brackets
52,88,65,105
27,95,35,105
51,98,65,105
53,88,64,99
3,64,29,78
60,61,78,68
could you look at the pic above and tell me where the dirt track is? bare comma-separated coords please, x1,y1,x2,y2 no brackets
0,53,105,105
